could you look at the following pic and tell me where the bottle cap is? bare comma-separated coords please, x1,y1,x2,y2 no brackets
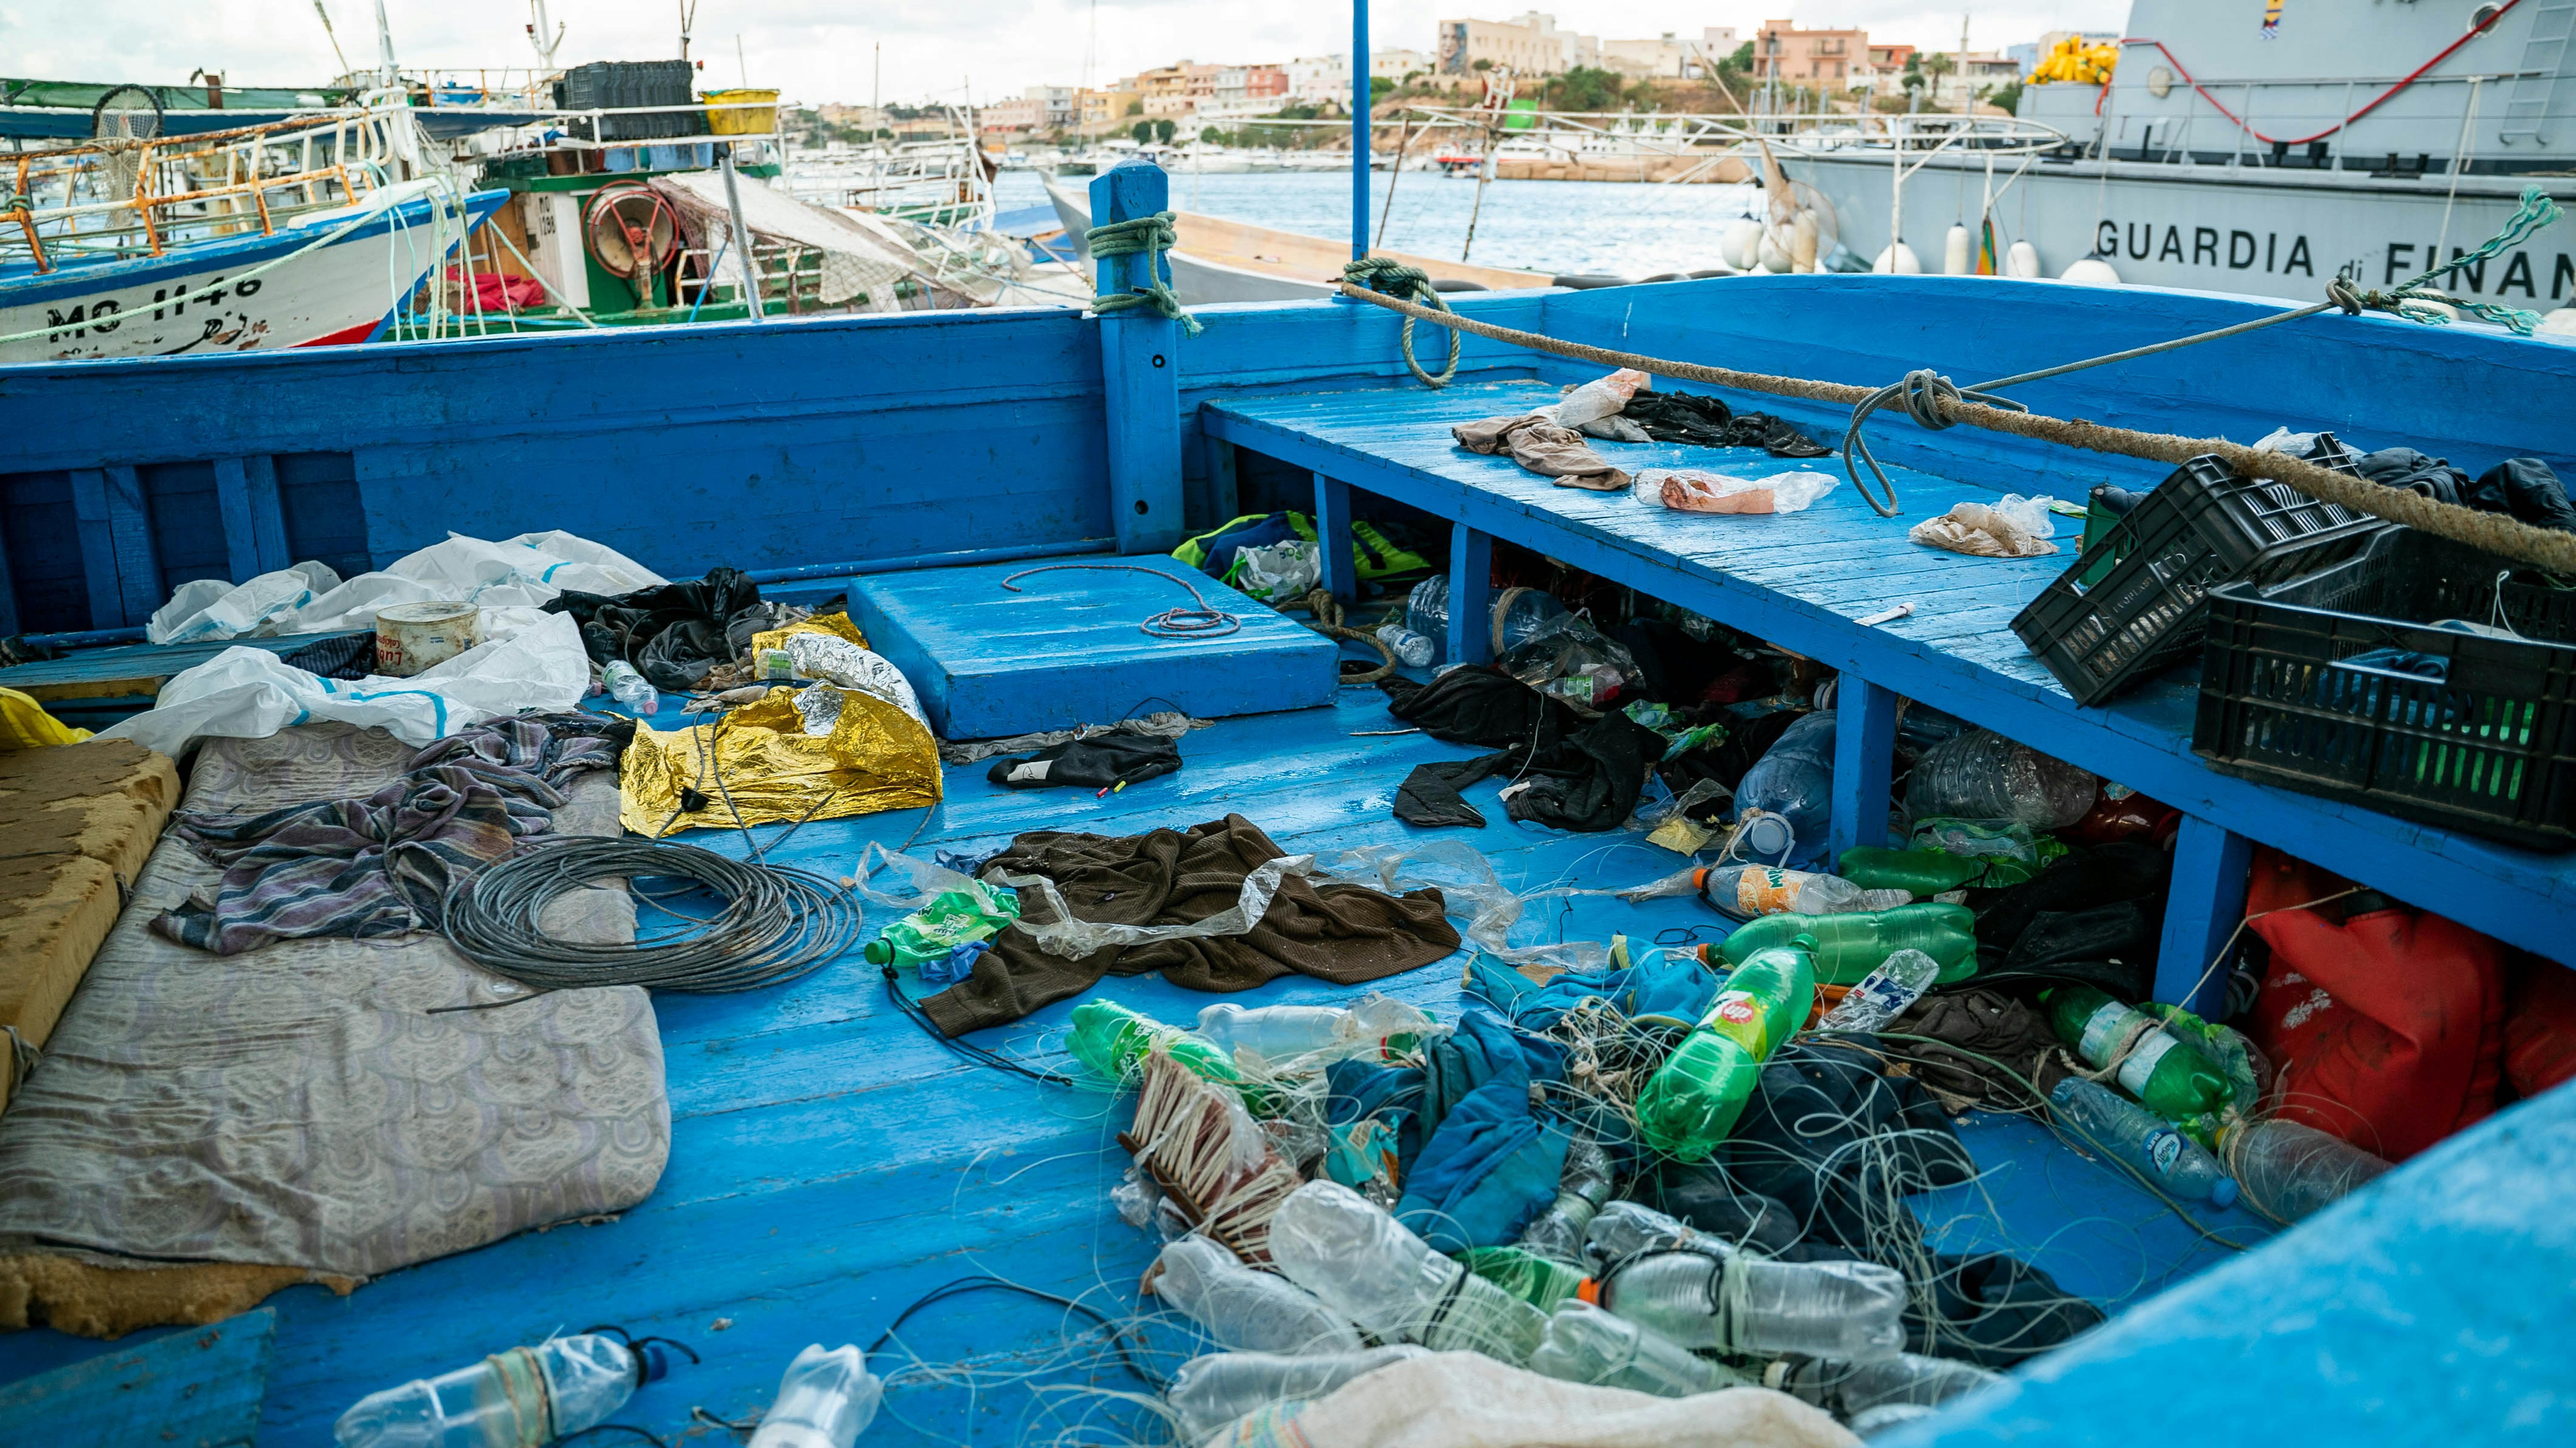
862,938,893,965
2210,1176,2239,1209
1575,1276,1602,1306
638,1340,673,1383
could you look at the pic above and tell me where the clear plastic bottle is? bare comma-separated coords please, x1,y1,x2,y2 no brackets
1772,1351,2003,1421
1404,576,1569,666
1517,1136,1614,1263
1268,1181,1548,1365
1697,865,1913,921
601,660,658,717
1902,728,2097,830
1714,904,1978,986
746,1345,882,1448
1583,1201,1729,1276
1375,623,1437,668
1598,1251,1908,1362
2217,1118,2390,1223
1193,998,1431,1068
1731,712,1837,869
2043,986,2235,1122
1530,1301,1748,1398
2050,1078,2239,1207
1165,1346,1429,1443
333,1334,659,1448
1153,1234,1365,1355
1815,950,1942,1034
1066,1000,1245,1089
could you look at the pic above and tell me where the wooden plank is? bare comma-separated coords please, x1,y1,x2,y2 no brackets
65,469,125,633
2157,815,2255,1014
0,631,365,702
1206,434,1240,521
1313,472,1354,603
0,1308,274,1447
1448,522,1493,666
211,458,261,583
1830,675,1899,859
100,466,162,627
241,455,291,573
1091,162,1185,555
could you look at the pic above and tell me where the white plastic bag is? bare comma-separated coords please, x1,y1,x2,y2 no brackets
146,562,343,644
1236,539,1321,602
1646,469,1838,516
98,611,591,757
1539,369,1651,431
281,531,666,634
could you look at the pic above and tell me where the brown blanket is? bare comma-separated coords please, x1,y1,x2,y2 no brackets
921,814,1461,1036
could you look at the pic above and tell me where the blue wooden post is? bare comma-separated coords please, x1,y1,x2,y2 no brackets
1313,472,1355,603
1447,522,1492,666
1090,161,1185,555
1829,676,1899,861
2157,814,2255,1016
1351,0,1371,259
1207,437,1241,521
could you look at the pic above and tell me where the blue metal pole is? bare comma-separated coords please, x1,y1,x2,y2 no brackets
1352,0,1370,259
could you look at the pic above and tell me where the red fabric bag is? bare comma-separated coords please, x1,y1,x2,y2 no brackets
2242,848,2503,1161
2504,960,2576,1099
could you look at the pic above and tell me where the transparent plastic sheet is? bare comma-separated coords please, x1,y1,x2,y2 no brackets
1307,841,1610,976
989,854,1315,961
1496,612,1643,708
1905,728,2098,830
1236,539,1322,602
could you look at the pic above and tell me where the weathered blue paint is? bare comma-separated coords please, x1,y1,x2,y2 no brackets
1831,676,1900,859
1447,522,1493,666
0,1306,273,1446
1351,0,1371,262
2158,815,2258,1017
843,557,1339,738
1313,472,1356,602
742,537,1116,587
1091,162,1186,554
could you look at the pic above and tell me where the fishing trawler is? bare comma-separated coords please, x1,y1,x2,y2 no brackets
0,9,2568,1448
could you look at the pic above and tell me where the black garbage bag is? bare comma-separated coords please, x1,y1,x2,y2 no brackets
1718,1040,1974,1252
987,733,1182,791
1907,1252,2107,1368
545,566,769,691
2356,447,2471,506
2467,457,2576,533
1642,1163,1806,1257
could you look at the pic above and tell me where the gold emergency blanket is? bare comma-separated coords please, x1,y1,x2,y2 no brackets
619,685,940,836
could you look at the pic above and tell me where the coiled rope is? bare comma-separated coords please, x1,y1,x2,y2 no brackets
1343,256,1463,388
1331,189,2576,573
1084,212,1203,336
1001,562,1241,638
440,836,865,996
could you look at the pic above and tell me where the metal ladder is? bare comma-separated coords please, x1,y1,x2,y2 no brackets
2500,2,2575,146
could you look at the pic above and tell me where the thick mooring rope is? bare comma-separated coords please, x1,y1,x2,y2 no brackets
1344,256,1463,388
1085,212,1204,335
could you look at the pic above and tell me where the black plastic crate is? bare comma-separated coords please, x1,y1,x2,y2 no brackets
2011,438,2386,706
555,61,701,142
2193,529,2576,849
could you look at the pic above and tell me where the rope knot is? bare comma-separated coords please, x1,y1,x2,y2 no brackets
1342,257,1462,389
2324,275,2365,316
1085,211,1203,337
1893,370,1966,431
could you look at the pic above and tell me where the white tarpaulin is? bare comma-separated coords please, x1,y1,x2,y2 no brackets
649,170,1081,311
143,530,665,644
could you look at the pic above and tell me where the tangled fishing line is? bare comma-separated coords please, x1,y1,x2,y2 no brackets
441,837,867,996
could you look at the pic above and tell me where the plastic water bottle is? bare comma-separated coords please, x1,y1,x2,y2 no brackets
1066,1000,1245,1089
1815,950,1942,1034
1154,1235,1366,1354
1835,847,1988,898
1375,623,1437,668
1516,1136,1613,1262
2043,985,2235,1122
601,660,657,717
1715,904,1977,986
1530,1301,1748,1398
333,1334,664,1447
1731,712,1837,869
1598,1251,1908,1361
2216,1119,2390,1223
1459,1245,1592,1311
1165,1346,1430,1443
1697,865,1913,921
1404,575,1569,665
1773,1352,2003,1420
1269,1181,1548,1365
1903,727,2097,830
746,1345,882,1448
1634,937,1815,1159
861,884,1018,968
1193,998,1430,1067
1582,1201,1728,1275
2051,1078,2239,1207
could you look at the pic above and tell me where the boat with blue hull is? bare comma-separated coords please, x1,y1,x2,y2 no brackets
0,131,2570,1448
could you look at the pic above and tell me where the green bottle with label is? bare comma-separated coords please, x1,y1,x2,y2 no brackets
1066,999,1245,1090
2043,984,2234,1122
861,883,1019,967
1635,937,1817,1161
1715,903,1977,985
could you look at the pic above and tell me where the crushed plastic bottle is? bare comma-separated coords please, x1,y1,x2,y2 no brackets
1153,1235,1366,1355
1815,950,1942,1033
1697,865,1913,921
1164,1346,1431,1442
334,1333,668,1448
1903,728,2097,831
1773,1352,2003,1423
1714,903,1977,986
1405,576,1569,666
1634,937,1815,1158
1459,1245,1593,1311
2051,1078,2238,1207
1731,712,1836,869
1193,997,1434,1069
2043,985,2235,1122
1582,1200,1728,1275
1598,1251,1907,1362
1530,1301,1750,1397
1269,1181,1548,1365
1835,847,1989,898
1066,1000,1246,1090
601,660,657,717
1375,623,1437,669
2217,1118,2390,1223
1516,1136,1614,1263
746,1345,882,1448
861,882,1019,968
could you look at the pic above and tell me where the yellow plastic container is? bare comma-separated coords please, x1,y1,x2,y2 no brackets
702,88,779,136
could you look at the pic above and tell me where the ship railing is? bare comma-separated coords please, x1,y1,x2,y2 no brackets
537,99,784,152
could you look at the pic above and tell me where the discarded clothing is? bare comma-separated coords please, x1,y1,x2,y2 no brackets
1466,950,1721,1032
1641,1163,1806,1258
1906,1252,2105,1368
1174,511,1435,594
1398,1040,1572,1252
1384,664,1579,752
2355,447,2469,505
1395,755,1499,828
1619,391,1831,459
1884,988,2070,1110
2466,456,2576,532
987,732,1182,790
153,714,625,954
546,566,775,691
1328,1008,1568,1186
1718,1040,1974,1254
1964,841,2168,987
276,631,376,681
939,710,1207,765
1381,667,1665,833
1908,500,2059,558
1453,414,1631,492
919,814,1461,1036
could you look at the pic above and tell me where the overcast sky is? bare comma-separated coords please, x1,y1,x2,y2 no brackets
0,2,2128,107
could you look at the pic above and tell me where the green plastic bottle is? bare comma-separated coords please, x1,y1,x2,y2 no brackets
1835,847,1987,898
1716,903,1977,985
1635,937,1817,1161
861,884,1020,967
2043,985,2235,1122
1461,1246,1591,1312
1066,999,1244,1089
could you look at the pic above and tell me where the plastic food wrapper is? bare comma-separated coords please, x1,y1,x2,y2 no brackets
144,530,665,644
1646,469,1839,516
991,853,1316,960
1496,613,1643,707
1236,539,1323,603
1907,495,2062,557
620,682,941,836
99,611,591,757
1538,368,1652,431
1309,840,1609,978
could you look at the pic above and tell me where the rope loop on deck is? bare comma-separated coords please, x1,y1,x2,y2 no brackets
1085,212,1204,336
1838,370,2031,518
1343,256,1463,389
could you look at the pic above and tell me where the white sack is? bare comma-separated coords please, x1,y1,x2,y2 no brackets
142,531,666,644
145,562,343,644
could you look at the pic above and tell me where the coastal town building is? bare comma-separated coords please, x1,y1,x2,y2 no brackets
1751,20,1868,88
1435,12,1600,76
